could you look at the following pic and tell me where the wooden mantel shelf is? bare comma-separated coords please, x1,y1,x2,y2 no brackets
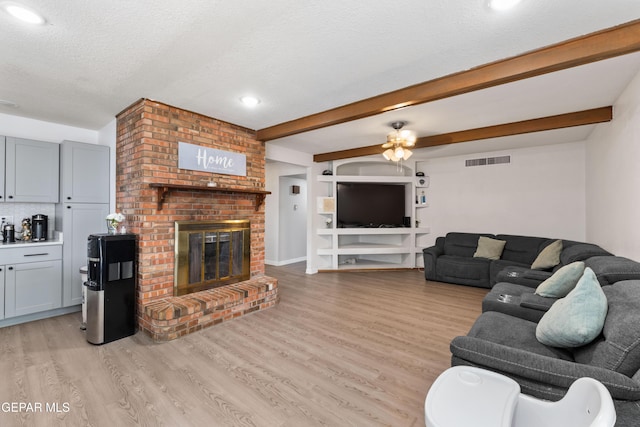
149,183,271,211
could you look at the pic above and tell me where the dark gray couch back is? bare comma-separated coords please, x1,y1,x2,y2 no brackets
495,234,551,265
443,232,494,257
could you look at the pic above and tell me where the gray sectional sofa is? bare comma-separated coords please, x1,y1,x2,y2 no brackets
427,232,640,425
422,232,612,288
452,280,640,426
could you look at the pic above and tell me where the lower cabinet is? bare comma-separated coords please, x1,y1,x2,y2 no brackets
0,266,5,320
2,245,63,319
5,260,62,318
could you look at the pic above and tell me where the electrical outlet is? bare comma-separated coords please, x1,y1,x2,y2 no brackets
1,216,14,225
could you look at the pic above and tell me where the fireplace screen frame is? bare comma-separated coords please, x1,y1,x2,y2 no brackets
174,220,250,296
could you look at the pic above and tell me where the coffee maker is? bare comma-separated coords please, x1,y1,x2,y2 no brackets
32,214,48,241
2,223,15,243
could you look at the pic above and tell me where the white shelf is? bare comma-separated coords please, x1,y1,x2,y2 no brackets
335,227,412,235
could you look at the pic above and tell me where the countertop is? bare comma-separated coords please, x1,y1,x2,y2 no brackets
0,232,63,249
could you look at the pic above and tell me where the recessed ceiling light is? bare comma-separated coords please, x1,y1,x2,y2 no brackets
0,99,18,108
488,0,522,11
2,2,46,24
240,96,260,108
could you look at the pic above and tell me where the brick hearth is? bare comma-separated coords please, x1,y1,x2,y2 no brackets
140,277,278,341
115,98,278,341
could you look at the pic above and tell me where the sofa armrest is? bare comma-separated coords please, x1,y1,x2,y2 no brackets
423,245,443,280
519,293,557,311
495,267,553,289
450,336,640,400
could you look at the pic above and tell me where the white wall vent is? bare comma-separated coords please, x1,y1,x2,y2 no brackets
465,155,510,167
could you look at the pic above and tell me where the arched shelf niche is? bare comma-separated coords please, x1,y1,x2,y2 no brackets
335,161,412,177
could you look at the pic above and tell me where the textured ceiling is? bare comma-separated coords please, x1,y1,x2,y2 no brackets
1,0,640,158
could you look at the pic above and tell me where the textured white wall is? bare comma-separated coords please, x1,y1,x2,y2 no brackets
586,68,640,260
418,141,587,247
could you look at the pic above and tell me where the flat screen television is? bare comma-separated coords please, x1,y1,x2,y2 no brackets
336,182,406,227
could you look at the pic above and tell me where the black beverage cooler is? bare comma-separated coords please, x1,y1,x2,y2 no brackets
85,233,136,345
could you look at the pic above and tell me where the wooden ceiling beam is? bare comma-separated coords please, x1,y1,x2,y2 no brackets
257,19,640,142
312,106,612,162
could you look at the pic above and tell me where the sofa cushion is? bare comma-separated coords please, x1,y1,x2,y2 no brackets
473,236,506,260
535,261,585,298
584,256,640,286
531,239,563,270
536,268,608,348
443,232,494,257
573,280,640,377
436,255,492,288
495,235,550,265
559,243,612,265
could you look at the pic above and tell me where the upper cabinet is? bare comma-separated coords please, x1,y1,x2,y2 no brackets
4,137,59,203
0,136,5,202
60,140,110,204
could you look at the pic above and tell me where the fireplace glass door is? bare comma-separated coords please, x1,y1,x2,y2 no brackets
175,220,250,296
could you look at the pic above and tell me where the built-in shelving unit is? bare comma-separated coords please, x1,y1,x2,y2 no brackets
314,160,430,271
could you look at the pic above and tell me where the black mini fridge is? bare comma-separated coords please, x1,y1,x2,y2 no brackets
85,233,136,345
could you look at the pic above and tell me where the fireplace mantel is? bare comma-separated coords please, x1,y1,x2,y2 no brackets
149,183,271,211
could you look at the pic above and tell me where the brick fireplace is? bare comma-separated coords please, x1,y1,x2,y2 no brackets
116,99,278,341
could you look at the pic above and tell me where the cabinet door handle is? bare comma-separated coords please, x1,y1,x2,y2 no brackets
24,253,49,257
8,267,13,270
8,195,13,199
67,206,71,209
67,197,72,200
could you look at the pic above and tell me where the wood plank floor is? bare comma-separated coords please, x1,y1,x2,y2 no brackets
0,264,487,427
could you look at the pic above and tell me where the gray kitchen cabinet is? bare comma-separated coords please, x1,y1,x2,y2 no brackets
0,136,5,202
60,140,110,203
0,266,4,319
4,246,62,318
56,202,109,306
5,137,59,203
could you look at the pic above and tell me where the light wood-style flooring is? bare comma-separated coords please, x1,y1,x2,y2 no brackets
0,264,487,427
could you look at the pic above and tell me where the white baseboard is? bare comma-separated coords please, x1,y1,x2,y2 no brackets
265,256,307,267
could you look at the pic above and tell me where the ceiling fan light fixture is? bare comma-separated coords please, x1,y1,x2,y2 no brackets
381,121,416,163
382,148,395,161
2,2,46,24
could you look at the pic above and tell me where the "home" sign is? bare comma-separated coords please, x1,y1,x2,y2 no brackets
178,142,247,176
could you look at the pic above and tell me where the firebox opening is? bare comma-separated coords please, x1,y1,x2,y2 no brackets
175,220,250,296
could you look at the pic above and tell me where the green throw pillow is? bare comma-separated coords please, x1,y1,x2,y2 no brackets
473,236,506,260
536,267,607,348
531,239,563,269
535,261,585,298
